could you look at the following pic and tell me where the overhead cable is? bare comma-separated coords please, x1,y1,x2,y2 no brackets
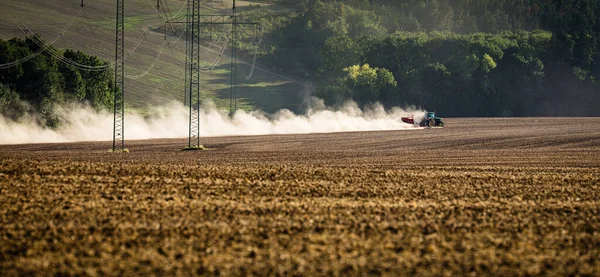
0,6,82,69
126,39,168,79
243,27,264,80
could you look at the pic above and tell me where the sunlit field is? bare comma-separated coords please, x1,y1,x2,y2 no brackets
1,118,599,275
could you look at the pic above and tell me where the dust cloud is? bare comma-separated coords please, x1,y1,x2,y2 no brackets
0,98,423,144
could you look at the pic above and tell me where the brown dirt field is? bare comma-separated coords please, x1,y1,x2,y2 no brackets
1,118,599,276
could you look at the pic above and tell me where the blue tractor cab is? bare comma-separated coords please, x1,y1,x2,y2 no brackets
422,111,444,127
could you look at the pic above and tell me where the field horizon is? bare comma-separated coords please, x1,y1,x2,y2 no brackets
1,118,599,275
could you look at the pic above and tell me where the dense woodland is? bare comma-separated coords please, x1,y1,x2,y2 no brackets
0,37,114,127
256,0,600,116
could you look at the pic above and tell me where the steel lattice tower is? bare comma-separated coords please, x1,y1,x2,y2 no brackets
113,0,125,152
183,0,191,107
187,0,201,148
229,0,237,115
167,0,256,146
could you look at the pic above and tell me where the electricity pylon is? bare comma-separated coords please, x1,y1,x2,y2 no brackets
187,0,201,148
229,0,237,115
113,0,125,152
168,0,259,148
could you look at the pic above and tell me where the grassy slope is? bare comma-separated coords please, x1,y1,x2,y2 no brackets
0,0,307,113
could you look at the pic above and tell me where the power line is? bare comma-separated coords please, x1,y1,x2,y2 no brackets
0,2,113,71
23,31,146,72
162,0,173,18
147,0,186,20
81,8,100,41
241,26,263,80
0,7,83,69
200,35,229,71
126,39,168,79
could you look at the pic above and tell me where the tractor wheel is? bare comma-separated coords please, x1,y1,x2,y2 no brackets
438,121,444,127
427,119,435,128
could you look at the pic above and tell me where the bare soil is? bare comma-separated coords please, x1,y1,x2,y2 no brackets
1,118,599,276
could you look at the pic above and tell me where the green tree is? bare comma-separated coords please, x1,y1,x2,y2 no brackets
318,64,396,106
0,37,114,127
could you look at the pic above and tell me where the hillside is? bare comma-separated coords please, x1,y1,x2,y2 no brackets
2,0,599,118
0,0,308,113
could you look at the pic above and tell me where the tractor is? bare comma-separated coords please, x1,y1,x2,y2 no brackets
401,111,444,128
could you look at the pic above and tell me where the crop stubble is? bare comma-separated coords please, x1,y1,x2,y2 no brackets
1,118,599,276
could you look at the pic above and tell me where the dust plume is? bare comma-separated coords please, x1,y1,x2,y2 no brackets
0,98,423,144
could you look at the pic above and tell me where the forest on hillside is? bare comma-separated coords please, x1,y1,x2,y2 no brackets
0,37,114,127
254,0,599,116
1,0,599,122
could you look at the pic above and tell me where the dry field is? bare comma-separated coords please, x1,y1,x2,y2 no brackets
1,118,599,276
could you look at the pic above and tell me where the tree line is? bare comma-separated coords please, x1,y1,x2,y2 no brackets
254,0,599,116
1,0,598,120
0,37,114,127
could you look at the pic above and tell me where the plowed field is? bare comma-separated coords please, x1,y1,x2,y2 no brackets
1,118,599,276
